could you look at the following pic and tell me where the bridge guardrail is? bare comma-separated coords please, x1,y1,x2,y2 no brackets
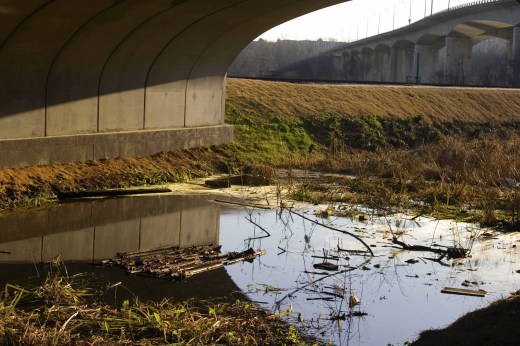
438,0,510,15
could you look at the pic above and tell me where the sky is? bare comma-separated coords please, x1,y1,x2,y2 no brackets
258,0,480,42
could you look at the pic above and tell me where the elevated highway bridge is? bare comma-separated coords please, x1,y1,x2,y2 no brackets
276,0,520,87
0,0,348,168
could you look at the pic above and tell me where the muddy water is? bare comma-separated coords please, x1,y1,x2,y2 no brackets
0,194,519,345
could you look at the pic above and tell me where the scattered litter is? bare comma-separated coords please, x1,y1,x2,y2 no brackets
349,294,361,308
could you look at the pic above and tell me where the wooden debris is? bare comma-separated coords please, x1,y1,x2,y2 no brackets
57,187,172,199
104,245,265,281
393,237,469,260
313,262,339,271
441,287,487,297
205,175,270,188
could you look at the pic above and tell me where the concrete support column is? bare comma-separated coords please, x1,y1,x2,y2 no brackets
348,51,362,80
403,49,414,82
390,47,399,82
511,25,520,87
445,35,473,85
361,50,374,81
413,45,435,84
374,49,391,82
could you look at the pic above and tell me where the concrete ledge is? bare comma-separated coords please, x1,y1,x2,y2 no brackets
0,125,233,168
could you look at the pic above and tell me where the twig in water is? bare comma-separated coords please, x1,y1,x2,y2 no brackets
214,199,271,209
245,216,271,240
285,208,374,256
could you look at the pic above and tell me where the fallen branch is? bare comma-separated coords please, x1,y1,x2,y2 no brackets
392,238,468,260
285,208,374,256
57,187,172,199
392,238,445,255
245,216,271,240
214,199,272,209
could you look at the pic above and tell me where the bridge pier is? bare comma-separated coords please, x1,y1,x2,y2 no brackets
512,25,520,87
390,44,414,83
374,46,391,82
413,45,436,84
361,49,375,81
390,47,399,82
444,34,473,85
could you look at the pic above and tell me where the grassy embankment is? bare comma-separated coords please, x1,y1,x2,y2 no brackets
225,79,520,228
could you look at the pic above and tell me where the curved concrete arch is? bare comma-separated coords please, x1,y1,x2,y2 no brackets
98,1,238,133
374,43,391,53
145,0,249,129
361,47,373,55
392,39,415,50
0,0,118,139
0,0,52,47
350,48,361,56
183,0,345,127
45,0,177,136
449,19,514,44
416,32,446,48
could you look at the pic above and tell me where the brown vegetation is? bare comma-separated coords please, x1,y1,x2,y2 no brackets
0,148,237,211
227,78,520,124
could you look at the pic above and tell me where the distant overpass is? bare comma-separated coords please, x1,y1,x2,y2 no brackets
272,0,520,86
0,0,348,168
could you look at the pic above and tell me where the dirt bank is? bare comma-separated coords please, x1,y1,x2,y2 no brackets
413,290,520,345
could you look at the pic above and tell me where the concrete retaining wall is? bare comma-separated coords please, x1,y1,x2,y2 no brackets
0,125,233,168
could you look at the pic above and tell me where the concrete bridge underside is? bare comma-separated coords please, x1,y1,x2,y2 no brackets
0,0,347,168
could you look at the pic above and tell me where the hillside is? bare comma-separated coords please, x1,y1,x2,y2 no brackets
226,78,520,124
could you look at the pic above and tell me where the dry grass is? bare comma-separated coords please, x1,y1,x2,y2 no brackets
227,78,520,124
0,262,312,346
0,148,239,210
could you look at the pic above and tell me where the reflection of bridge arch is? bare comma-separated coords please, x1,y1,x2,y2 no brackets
0,0,347,168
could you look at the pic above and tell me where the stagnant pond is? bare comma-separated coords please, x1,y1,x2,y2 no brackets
0,193,519,345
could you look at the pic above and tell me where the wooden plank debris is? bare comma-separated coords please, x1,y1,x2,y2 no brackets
441,287,487,297
104,245,266,281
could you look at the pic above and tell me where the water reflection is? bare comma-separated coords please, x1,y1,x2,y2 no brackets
1,194,519,345
219,208,520,346
0,195,219,262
